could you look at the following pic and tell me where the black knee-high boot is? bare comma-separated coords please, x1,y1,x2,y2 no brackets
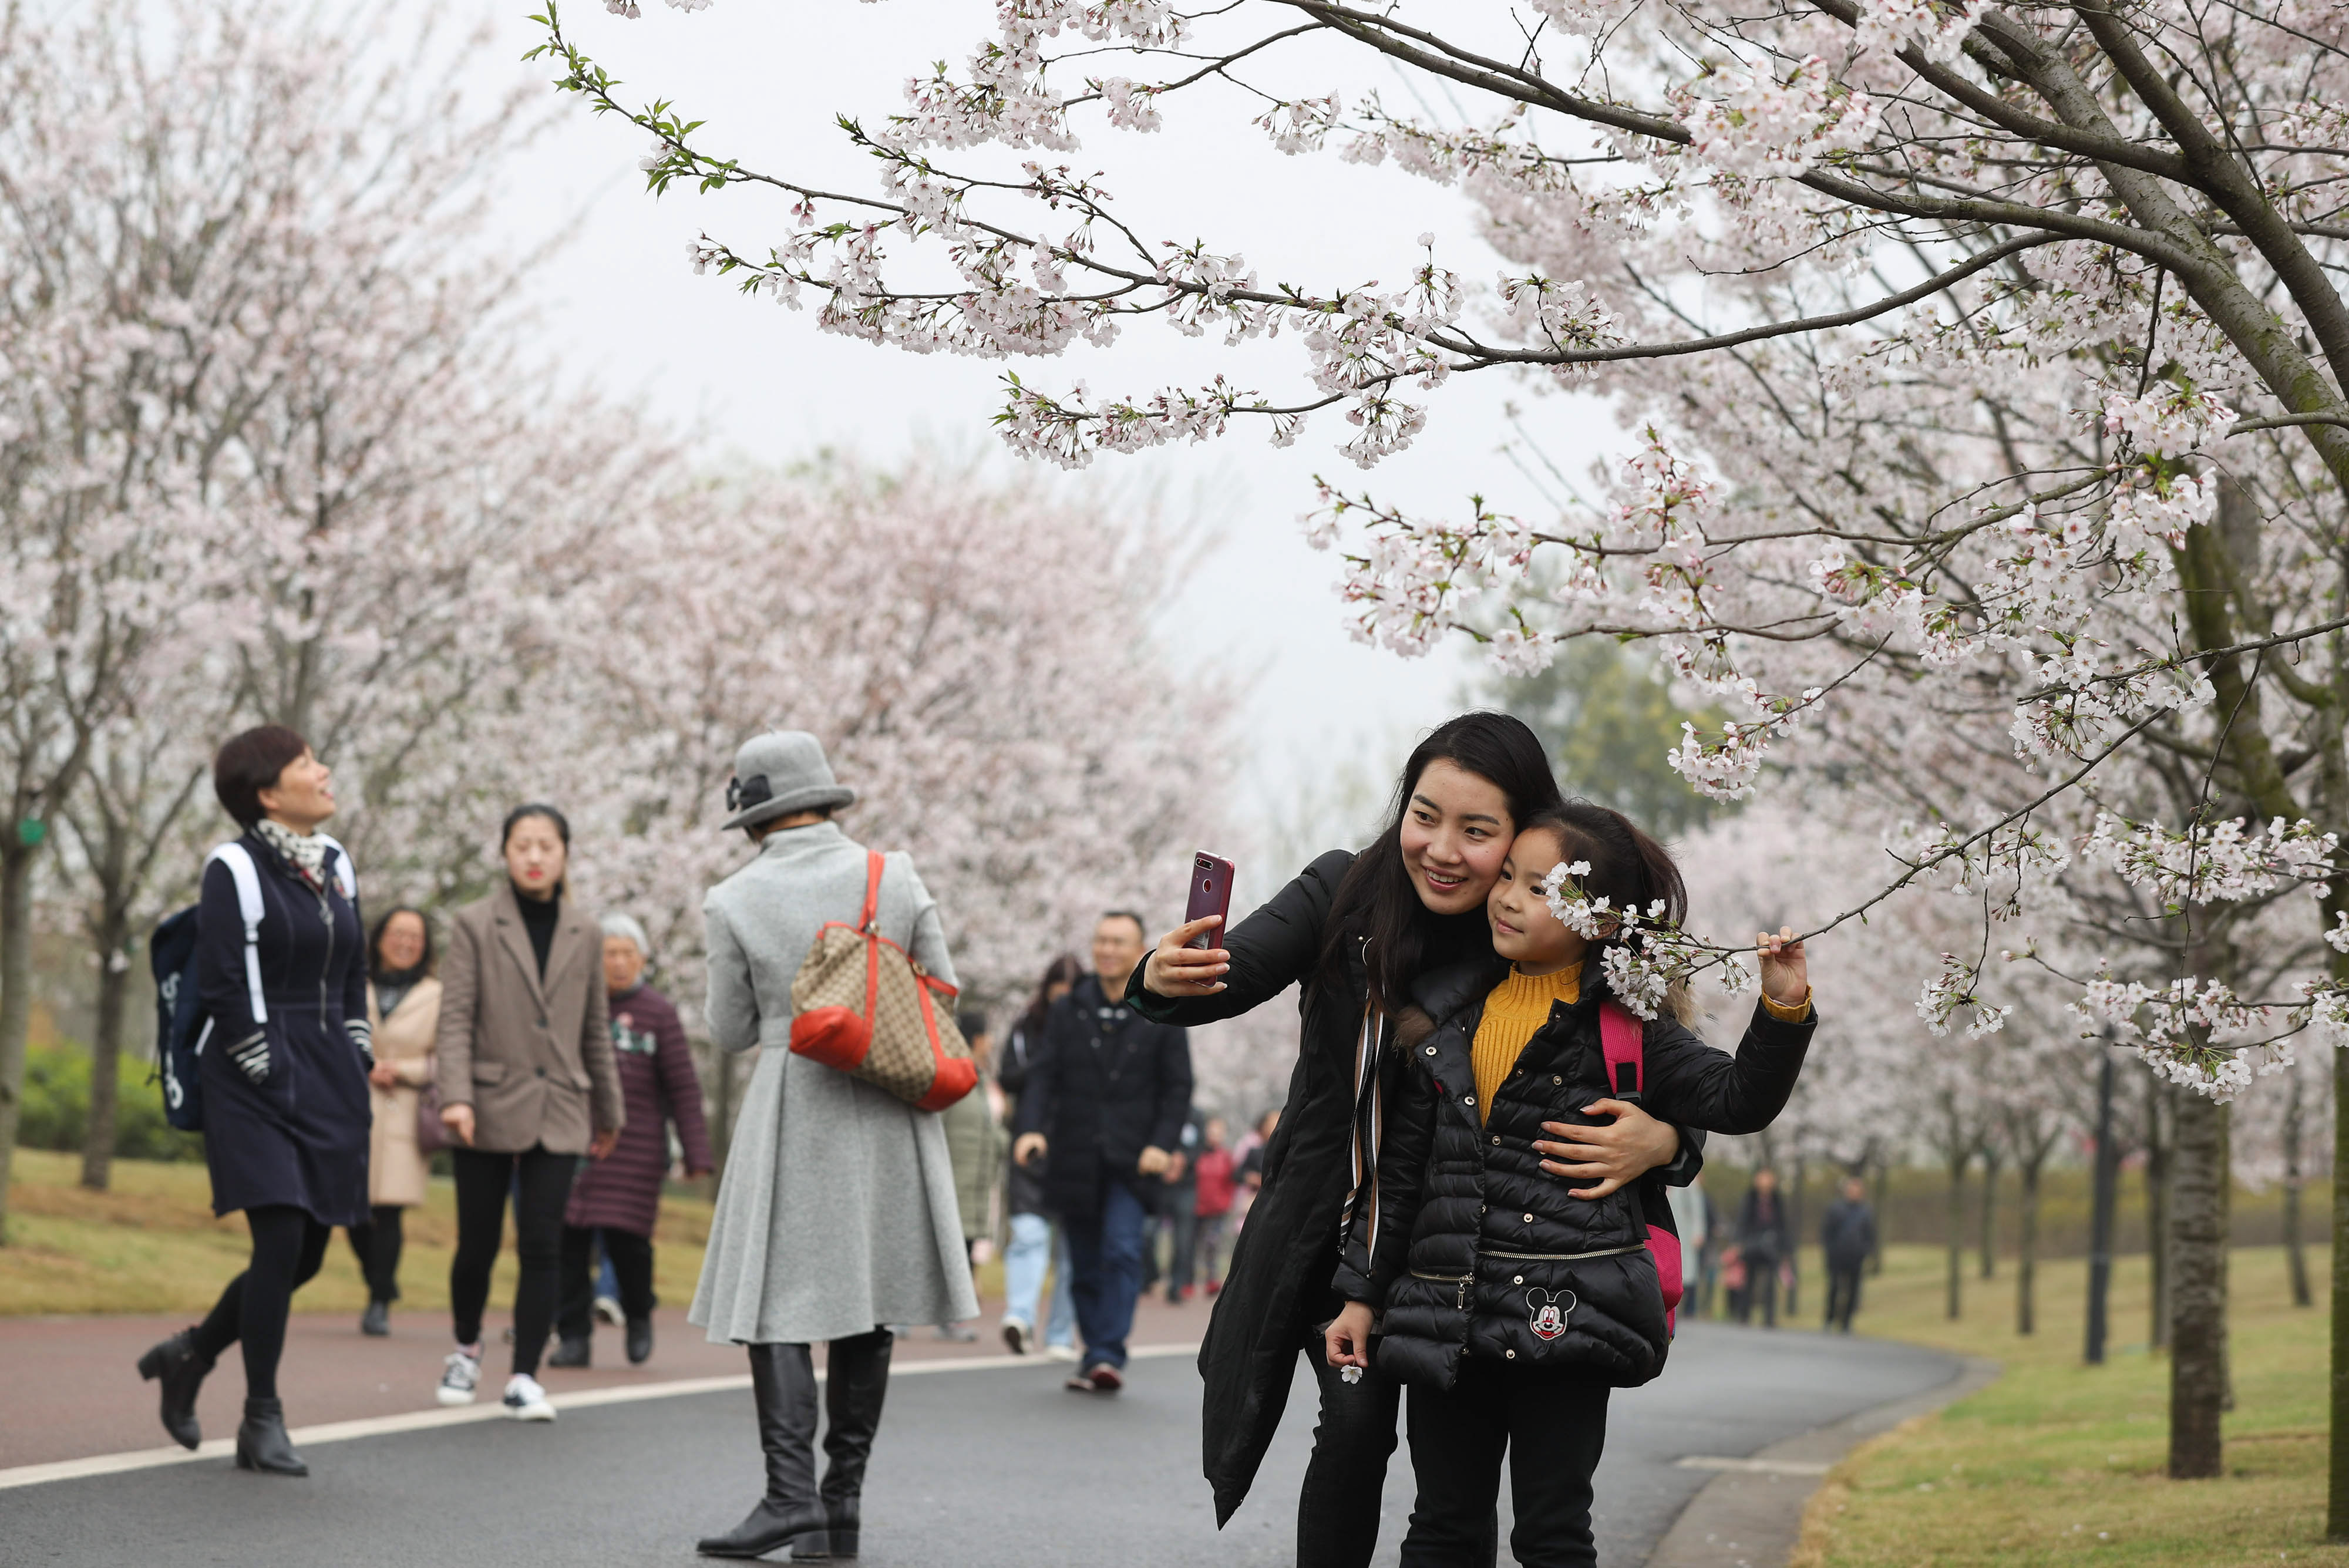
795,1328,893,1562
696,1344,827,1559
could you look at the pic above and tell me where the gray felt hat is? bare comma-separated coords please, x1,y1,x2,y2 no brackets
722,731,856,832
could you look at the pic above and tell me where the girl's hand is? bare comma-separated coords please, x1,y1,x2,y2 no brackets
1534,1102,1681,1199
1759,926,1809,1008
1141,917,1229,997
441,1103,476,1148
1325,1301,1375,1370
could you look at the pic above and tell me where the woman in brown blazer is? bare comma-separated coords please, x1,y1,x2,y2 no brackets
432,804,623,1421
348,907,442,1337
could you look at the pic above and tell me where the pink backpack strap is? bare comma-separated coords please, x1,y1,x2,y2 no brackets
1597,1000,1644,1103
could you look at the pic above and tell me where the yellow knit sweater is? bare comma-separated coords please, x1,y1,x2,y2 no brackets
1470,966,1581,1122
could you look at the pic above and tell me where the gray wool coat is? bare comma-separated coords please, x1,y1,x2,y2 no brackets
688,820,980,1345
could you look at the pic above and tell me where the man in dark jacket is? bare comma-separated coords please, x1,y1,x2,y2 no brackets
1820,1176,1877,1333
1014,912,1192,1393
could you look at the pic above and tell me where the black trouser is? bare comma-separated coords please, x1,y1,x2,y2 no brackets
1400,1361,1611,1568
1825,1263,1864,1332
1736,1252,1781,1327
556,1224,656,1340
449,1146,576,1376
1165,1207,1201,1298
192,1206,331,1400
344,1205,405,1304
1297,1324,1405,1568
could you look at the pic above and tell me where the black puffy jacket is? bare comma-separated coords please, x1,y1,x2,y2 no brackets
1335,954,1815,1391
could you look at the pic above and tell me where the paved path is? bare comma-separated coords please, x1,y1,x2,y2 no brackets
0,1317,1957,1566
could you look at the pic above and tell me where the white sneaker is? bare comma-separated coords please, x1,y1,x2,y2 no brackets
593,1295,622,1327
502,1373,556,1421
436,1347,482,1407
1043,1342,1081,1362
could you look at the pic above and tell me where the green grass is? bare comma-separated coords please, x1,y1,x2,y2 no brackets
1791,1241,2341,1567
0,1148,716,1317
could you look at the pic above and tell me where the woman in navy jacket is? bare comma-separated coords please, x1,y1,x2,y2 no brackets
136,726,372,1478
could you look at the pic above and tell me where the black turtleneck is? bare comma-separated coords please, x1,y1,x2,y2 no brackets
515,883,560,978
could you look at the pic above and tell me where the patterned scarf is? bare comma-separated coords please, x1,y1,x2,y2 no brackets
254,818,330,894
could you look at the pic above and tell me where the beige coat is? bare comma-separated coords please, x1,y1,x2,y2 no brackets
365,977,443,1208
434,884,622,1156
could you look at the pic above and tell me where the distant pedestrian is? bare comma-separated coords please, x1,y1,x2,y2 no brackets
350,907,442,1337
137,727,370,1476
432,804,625,1421
548,914,714,1369
1012,911,1193,1394
1821,1176,1877,1334
935,1007,1005,1341
1161,1108,1207,1304
1191,1116,1236,1294
996,955,1082,1359
1668,1176,1715,1320
1736,1169,1792,1328
689,732,977,1560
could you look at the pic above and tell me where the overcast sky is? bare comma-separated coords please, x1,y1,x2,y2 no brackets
460,0,1627,881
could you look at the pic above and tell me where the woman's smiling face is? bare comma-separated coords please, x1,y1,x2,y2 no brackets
1397,758,1515,916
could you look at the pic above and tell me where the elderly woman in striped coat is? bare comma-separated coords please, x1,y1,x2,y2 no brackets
549,913,714,1369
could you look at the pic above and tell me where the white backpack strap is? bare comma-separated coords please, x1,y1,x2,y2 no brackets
317,834,357,900
208,843,269,1024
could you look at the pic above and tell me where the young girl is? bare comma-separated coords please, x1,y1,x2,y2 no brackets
1324,800,1816,1568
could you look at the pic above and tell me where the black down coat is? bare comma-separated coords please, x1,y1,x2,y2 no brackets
1335,953,1813,1391
194,832,373,1227
1129,853,1708,1524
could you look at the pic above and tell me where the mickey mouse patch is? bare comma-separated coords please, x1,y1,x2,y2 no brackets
1527,1288,1577,1341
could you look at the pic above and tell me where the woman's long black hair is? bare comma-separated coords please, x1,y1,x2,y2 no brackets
1319,711,1563,1010
1018,952,1085,1037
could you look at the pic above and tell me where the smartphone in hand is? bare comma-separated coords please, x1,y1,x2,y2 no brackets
1184,852,1236,948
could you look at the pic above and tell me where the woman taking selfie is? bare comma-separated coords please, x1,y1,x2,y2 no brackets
1125,712,1702,1566
137,726,371,1477
432,804,624,1421
348,906,441,1336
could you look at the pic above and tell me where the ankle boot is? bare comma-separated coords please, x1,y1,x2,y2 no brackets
794,1327,893,1560
136,1327,214,1451
234,1397,307,1476
696,1343,827,1558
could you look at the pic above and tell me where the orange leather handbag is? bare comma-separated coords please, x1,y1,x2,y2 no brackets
789,850,977,1112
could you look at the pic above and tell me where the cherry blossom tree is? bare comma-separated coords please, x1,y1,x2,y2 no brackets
546,0,2349,1489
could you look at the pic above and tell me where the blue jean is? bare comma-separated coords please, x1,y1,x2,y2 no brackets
1065,1179,1149,1371
1004,1212,1075,1348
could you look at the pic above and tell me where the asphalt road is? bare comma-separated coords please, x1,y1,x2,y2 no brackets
1,1323,1956,1567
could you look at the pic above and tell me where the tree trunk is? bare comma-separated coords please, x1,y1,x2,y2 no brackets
2330,1043,2349,1536
79,917,132,1192
0,843,35,1246
2168,1088,2229,1479
2017,1153,2042,1335
1978,1136,2002,1280
2148,1074,2173,1351
1869,1157,1890,1276
1945,1147,1970,1321
2286,1065,2311,1309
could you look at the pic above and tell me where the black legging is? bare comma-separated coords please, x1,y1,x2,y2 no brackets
345,1205,405,1304
191,1206,331,1400
449,1146,576,1377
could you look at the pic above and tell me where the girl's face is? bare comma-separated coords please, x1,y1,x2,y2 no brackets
505,815,568,899
1398,759,1514,916
1489,826,1584,976
376,911,427,973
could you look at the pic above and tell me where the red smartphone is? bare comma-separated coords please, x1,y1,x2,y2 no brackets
1183,852,1237,948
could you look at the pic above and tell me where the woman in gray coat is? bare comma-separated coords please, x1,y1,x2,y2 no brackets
691,732,977,1562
